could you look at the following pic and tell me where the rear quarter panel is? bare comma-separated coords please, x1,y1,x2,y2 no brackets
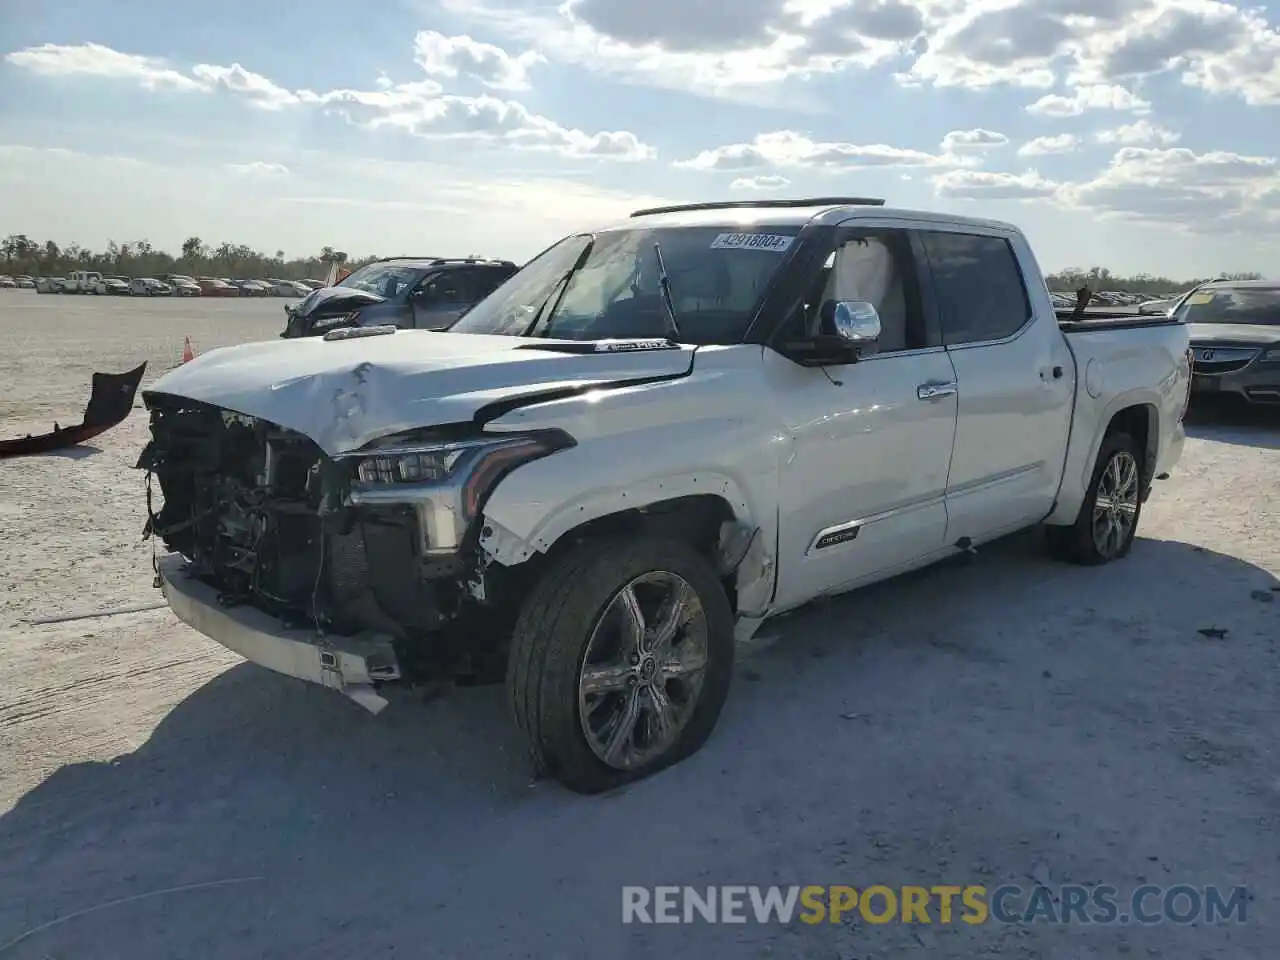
1045,322,1190,525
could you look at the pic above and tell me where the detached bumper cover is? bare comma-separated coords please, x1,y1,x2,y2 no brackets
157,553,402,714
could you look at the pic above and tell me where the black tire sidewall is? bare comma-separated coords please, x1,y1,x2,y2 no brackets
508,537,735,793
1078,432,1142,563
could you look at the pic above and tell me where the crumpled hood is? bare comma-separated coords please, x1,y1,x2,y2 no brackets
144,331,695,455
293,285,386,318
1188,322,1280,346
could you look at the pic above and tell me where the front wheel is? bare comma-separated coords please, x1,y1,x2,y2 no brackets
1046,431,1143,565
507,536,735,794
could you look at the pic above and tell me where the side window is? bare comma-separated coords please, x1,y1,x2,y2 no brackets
787,229,926,353
920,232,1031,346
472,268,511,300
421,272,464,303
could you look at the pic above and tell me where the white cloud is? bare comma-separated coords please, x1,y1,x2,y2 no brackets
1027,84,1151,117
1094,120,1181,145
412,30,544,90
440,0,918,95
190,63,303,110
1060,145,1280,232
940,128,1009,151
321,88,654,159
1069,0,1280,107
933,168,1062,201
4,42,204,91
729,174,792,190
1018,134,1081,156
5,40,652,161
675,131,970,172
441,0,1280,116
227,161,290,177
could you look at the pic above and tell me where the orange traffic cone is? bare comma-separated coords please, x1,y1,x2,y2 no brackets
182,337,195,363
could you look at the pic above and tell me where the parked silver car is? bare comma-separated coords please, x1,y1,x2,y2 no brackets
129,277,173,296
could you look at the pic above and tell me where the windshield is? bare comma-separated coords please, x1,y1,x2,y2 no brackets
337,262,423,298
450,226,800,343
1175,286,1280,326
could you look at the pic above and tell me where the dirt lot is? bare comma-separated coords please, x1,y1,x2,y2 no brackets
1,291,1277,959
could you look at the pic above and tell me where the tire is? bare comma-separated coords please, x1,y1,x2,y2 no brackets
1046,431,1143,565
506,536,735,794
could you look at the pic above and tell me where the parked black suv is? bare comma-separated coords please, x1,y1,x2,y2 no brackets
280,256,519,338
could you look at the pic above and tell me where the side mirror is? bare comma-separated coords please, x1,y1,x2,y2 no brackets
781,300,881,367
828,300,881,345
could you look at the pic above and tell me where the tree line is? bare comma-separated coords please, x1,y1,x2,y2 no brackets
0,232,1265,294
0,233,373,283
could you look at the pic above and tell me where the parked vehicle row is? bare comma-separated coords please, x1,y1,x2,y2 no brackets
139,196,1194,794
9,271,321,297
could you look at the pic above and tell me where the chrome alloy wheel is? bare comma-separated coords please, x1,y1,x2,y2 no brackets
577,571,709,770
1092,450,1139,558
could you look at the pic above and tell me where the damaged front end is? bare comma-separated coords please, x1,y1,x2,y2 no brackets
137,394,572,710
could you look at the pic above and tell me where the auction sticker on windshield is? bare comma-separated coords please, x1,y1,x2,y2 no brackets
710,233,795,253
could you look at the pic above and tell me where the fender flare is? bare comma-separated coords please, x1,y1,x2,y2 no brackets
479,470,760,566
1046,388,1161,525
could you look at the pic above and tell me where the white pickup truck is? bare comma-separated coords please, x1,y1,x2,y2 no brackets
137,198,1191,793
62,270,103,294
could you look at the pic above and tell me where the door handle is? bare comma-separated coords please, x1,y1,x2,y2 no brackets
917,382,957,401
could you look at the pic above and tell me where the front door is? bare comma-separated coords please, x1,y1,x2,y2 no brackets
766,226,959,611
916,229,1075,542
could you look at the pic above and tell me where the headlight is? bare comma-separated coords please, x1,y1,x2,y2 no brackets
1265,347,1280,361
343,430,575,553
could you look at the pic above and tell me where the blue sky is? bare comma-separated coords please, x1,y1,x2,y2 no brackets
1,0,1278,277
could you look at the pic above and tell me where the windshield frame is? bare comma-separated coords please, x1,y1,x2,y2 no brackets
1173,284,1280,327
449,224,807,344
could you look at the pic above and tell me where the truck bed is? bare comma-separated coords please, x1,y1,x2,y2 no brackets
1055,308,1182,333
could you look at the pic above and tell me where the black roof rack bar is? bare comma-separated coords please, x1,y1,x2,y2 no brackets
629,197,886,218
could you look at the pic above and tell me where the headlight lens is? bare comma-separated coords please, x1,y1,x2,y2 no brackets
351,430,574,521
357,449,468,484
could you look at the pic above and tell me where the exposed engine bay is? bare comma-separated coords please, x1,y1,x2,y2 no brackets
136,395,528,684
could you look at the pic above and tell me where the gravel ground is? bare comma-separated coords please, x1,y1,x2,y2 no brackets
1,292,1278,959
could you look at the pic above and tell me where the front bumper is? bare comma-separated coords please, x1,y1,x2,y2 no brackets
1190,348,1280,404
157,553,403,714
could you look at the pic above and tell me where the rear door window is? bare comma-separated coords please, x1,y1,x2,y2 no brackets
920,232,1031,346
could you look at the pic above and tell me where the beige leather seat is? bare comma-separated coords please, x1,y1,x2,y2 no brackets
819,239,908,352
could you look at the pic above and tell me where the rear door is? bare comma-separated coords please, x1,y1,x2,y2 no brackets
917,228,1075,543
410,271,474,329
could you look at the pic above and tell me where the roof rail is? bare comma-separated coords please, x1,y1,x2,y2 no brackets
629,197,886,218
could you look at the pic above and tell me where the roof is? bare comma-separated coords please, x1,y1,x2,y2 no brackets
375,256,517,268
1199,279,1279,288
600,198,1020,235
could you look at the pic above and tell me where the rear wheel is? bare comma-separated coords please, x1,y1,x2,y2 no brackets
506,536,735,794
1046,431,1143,565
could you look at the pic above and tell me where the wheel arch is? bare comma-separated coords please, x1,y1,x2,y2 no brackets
480,475,775,617
1046,394,1160,526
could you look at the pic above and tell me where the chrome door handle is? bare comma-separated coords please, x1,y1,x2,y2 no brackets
917,382,957,401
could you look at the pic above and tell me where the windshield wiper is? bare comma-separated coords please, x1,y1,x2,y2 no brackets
652,242,681,341
521,235,595,337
